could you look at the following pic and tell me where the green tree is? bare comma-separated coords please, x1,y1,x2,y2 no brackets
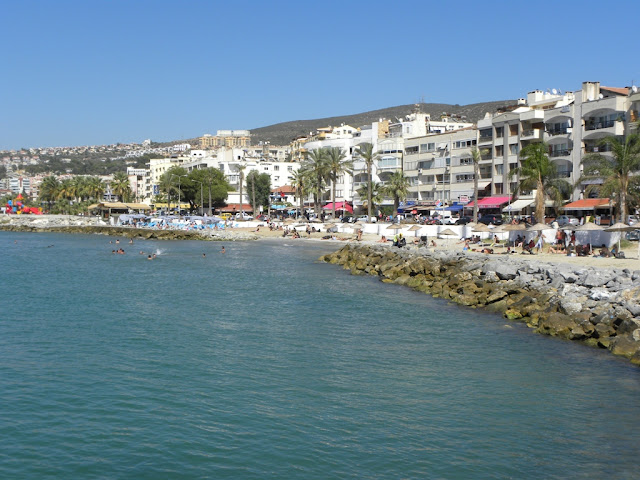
356,181,383,213
0,166,7,180
86,176,106,201
38,175,61,208
110,172,132,202
187,168,230,214
384,170,410,216
290,168,309,218
469,147,487,223
159,166,189,213
357,142,378,219
581,128,640,223
303,148,330,215
245,171,271,213
511,142,571,223
325,146,353,218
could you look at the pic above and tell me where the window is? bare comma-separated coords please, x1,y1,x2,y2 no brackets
456,173,475,183
495,126,504,138
336,190,342,197
495,165,503,175
495,145,504,157
454,139,477,149
509,124,519,136
420,143,436,152
405,146,419,155
287,166,293,171
459,157,473,165
479,128,492,141
418,160,434,170
509,144,519,155
274,165,279,171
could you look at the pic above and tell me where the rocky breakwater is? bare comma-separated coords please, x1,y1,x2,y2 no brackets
320,244,640,366
0,215,258,241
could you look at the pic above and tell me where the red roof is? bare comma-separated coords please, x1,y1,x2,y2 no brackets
563,198,610,210
272,185,295,194
601,86,629,96
466,196,511,209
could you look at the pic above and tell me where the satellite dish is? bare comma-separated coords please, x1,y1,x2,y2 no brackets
588,96,594,102
552,88,558,95
632,85,638,93
599,93,604,99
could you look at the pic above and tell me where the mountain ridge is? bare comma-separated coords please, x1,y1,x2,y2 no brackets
247,100,515,146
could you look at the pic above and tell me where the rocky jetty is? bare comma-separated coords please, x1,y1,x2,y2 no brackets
320,244,640,366
0,215,258,241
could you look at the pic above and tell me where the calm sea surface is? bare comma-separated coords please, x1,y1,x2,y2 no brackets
1,231,639,479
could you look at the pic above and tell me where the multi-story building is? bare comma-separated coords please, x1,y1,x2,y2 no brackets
199,130,251,149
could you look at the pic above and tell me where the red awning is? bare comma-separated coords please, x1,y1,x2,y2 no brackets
466,196,511,209
563,198,610,211
322,202,353,213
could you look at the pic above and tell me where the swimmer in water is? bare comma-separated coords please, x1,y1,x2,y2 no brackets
147,255,152,260
221,246,226,254
202,253,206,258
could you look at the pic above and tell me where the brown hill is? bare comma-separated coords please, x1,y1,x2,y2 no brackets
249,100,515,146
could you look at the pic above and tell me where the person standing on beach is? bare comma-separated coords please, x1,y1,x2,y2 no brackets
535,232,544,253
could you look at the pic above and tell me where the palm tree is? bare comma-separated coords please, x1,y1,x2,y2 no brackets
38,175,60,210
357,142,378,219
356,181,383,213
111,172,131,202
237,164,246,217
581,129,640,223
290,168,308,219
384,170,410,216
469,147,484,223
326,146,353,219
86,177,106,201
58,178,75,201
511,142,571,223
303,148,330,216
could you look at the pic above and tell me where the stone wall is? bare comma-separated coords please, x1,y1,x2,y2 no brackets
320,244,640,366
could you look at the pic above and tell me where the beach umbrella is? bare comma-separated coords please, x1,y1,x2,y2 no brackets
284,218,296,224
387,224,404,230
527,222,549,231
604,223,636,253
408,224,422,237
438,228,458,245
575,222,603,252
502,223,527,231
472,223,491,232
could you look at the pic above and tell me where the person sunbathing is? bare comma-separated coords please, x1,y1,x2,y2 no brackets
547,244,566,254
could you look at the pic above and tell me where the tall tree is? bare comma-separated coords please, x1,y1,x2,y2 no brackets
511,142,571,223
469,147,485,223
237,164,247,216
357,142,378,219
384,170,410,216
303,148,330,216
581,128,640,223
159,166,189,213
38,175,61,207
188,168,230,214
245,171,271,213
326,146,353,219
111,172,132,202
356,181,383,213
290,168,308,219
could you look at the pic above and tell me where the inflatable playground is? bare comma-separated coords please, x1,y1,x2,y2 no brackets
4,194,42,215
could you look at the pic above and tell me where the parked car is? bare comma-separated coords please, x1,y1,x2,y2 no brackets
219,213,232,220
556,215,579,226
455,216,472,225
626,229,640,241
234,212,253,221
357,215,377,223
478,214,503,225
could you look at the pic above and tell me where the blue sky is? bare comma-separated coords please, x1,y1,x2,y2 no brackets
1,0,637,150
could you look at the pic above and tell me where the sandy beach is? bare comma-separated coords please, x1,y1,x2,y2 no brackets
241,222,640,271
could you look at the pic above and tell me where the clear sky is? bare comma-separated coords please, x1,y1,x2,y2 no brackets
1,0,638,150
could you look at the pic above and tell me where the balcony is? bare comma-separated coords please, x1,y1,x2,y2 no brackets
546,127,568,136
584,144,613,154
585,119,616,131
479,135,493,144
549,149,571,157
521,128,542,140
557,170,571,178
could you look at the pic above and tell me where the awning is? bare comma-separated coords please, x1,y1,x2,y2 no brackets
322,202,353,213
445,204,464,212
563,198,611,211
502,199,534,212
466,196,511,209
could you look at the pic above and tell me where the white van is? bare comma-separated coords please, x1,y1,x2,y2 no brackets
430,210,457,225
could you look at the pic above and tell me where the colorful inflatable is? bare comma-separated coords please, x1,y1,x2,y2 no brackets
5,194,42,215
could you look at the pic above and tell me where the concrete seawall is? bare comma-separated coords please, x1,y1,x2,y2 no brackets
320,244,640,366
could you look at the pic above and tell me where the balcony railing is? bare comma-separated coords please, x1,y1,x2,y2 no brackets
546,128,568,136
557,170,571,178
550,149,571,157
479,135,493,143
584,145,613,153
585,119,616,130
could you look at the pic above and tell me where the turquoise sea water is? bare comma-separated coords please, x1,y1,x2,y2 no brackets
1,231,639,479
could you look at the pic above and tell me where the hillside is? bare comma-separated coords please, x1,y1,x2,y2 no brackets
249,100,515,146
